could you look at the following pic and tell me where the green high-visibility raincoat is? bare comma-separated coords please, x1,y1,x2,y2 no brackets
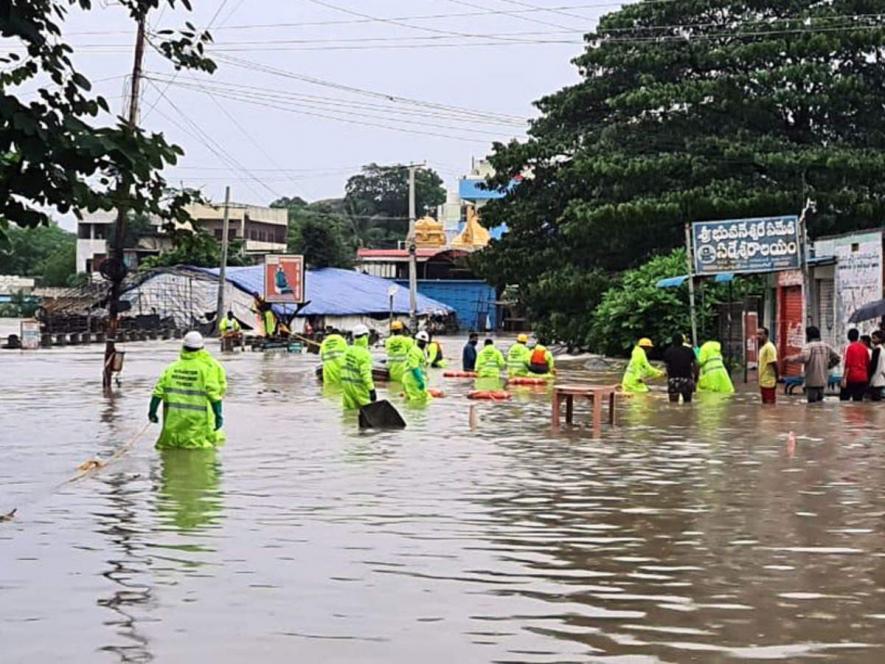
153,350,226,449
475,344,506,391
697,341,735,393
263,309,277,337
402,344,432,404
621,345,663,393
320,333,348,386
198,349,227,398
426,341,447,368
506,342,531,378
341,336,375,410
219,317,241,334
385,333,414,383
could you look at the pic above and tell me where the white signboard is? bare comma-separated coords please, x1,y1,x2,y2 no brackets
20,319,41,350
834,231,883,345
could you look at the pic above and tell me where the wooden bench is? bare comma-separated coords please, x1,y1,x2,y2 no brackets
552,383,619,435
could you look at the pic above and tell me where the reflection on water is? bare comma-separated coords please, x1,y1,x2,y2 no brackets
2,340,885,662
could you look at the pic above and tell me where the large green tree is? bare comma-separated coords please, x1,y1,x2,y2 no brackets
344,164,446,247
476,0,885,344
0,0,215,239
0,222,75,284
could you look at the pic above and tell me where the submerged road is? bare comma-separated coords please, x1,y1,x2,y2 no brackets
2,333,885,662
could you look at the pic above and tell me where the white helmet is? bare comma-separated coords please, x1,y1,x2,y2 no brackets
416,331,430,342
353,323,370,338
183,331,205,350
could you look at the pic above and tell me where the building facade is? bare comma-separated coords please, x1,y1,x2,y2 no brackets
76,202,288,274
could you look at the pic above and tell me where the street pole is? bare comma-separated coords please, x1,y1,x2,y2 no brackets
407,164,419,332
103,13,147,393
684,223,699,348
215,186,232,334
799,198,814,325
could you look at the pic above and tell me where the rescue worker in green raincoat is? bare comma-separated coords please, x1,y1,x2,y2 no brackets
475,338,506,391
426,336,447,368
697,340,735,393
341,324,377,410
507,334,532,378
621,338,664,393
402,331,432,404
149,331,226,449
319,332,348,386
385,320,413,383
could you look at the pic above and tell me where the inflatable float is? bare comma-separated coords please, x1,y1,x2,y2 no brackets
507,377,550,386
468,390,511,401
443,370,476,378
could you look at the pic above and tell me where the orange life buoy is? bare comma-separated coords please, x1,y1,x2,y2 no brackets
507,377,549,386
468,390,511,401
443,370,476,378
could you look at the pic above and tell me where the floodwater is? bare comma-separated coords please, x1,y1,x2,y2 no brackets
2,332,885,663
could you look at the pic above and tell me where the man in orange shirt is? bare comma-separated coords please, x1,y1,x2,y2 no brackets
841,328,871,402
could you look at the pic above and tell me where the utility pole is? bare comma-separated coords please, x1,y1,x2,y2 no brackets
684,223,699,348
798,198,815,325
406,163,423,332
103,14,147,392
215,186,232,333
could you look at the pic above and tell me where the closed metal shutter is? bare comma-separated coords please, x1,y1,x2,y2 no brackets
817,279,837,349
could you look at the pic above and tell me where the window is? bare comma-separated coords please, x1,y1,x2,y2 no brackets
214,229,223,240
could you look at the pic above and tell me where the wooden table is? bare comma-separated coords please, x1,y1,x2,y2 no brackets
552,384,619,434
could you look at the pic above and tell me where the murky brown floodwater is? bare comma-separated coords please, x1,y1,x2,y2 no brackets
2,333,885,663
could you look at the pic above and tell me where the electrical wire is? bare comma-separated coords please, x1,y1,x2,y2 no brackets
444,0,575,31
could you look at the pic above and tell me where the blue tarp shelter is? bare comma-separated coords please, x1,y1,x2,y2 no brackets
196,266,452,317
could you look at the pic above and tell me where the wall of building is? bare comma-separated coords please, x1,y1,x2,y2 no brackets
396,279,496,331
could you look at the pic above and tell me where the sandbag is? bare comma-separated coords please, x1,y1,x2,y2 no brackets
443,370,476,378
468,390,511,401
358,400,407,430
507,377,549,385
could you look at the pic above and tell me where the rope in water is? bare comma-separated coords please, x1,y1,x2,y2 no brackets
0,422,152,524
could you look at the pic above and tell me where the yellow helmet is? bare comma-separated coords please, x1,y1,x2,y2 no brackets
390,320,404,332
638,337,654,348
517,333,529,343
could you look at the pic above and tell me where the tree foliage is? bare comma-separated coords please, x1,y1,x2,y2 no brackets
344,164,446,247
271,196,354,267
0,222,77,285
589,249,761,357
476,0,885,346
0,0,215,238
140,228,246,270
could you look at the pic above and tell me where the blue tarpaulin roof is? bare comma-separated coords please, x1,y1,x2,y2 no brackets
195,266,453,317
656,273,735,288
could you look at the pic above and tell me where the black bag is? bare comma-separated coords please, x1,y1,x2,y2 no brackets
358,400,406,430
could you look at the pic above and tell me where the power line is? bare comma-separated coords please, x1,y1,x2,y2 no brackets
144,72,527,128
214,55,527,124
445,0,575,31
146,76,510,143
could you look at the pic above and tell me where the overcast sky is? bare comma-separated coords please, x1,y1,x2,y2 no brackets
39,1,616,221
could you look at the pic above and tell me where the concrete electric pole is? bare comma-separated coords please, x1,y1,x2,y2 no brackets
215,186,232,332
406,163,424,332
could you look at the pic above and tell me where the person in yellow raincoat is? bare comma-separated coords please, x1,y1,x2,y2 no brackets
475,339,506,391
320,331,348,386
149,331,226,449
341,324,376,410
621,338,664,393
507,334,531,378
426,336,447,368
402,331,432,404
385,320,413,383
697,340,735,393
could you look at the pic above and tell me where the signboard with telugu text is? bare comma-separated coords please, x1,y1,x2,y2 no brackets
20,319,40,350
264,254,305,304
692,215,801,275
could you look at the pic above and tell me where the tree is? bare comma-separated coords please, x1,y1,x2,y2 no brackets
0,222,75,283
476,1,885,344
345,164,446,247
272,196,354,266
0,1,215,239
38,243,76,286
139,228,246,270
589,249,761,357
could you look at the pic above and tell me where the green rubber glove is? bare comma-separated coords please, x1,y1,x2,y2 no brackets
148,395,162,423
211,401,223,430
412,367,426,391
